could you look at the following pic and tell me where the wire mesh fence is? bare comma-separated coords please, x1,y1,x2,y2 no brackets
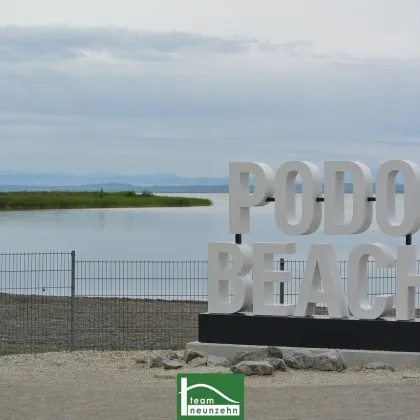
0,252,73,355
1,252,420,355
74,260,208,351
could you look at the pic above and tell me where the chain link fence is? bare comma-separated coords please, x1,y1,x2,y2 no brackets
1,252,419,355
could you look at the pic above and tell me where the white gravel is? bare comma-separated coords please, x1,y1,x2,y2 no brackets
1,350,420,388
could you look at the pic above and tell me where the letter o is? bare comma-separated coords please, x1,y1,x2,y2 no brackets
275,161,322,235
376,160,420,236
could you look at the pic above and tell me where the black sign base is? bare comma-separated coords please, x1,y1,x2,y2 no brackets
199,313,420,352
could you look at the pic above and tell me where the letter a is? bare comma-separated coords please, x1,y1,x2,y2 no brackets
295,244,349,318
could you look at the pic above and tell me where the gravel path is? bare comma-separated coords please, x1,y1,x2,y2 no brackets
1,350,420,419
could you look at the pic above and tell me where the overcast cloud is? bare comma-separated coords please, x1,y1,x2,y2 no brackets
0,0,419,176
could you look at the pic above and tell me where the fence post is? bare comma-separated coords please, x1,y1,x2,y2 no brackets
280,258,285,304
70,250,76,351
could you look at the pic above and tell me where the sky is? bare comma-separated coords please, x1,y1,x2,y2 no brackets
0,0,420,176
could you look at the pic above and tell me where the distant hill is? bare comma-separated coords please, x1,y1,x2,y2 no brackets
0,183,405,193
0,170,405,192
0,183,229,193
0,171,229,187
0,169,405,187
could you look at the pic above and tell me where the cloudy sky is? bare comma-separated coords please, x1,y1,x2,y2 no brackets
1,0,420,176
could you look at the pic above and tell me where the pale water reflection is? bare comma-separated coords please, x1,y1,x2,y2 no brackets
0,193,414,260
0,193,417,301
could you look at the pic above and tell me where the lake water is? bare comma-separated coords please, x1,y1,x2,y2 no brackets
0,193,414,261
0,193,417,302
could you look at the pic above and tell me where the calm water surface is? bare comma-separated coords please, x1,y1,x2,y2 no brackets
0,193,413,261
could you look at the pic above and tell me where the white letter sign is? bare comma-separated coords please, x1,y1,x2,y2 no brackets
275,161,322,235
253,242,296,316
295,244,349,318
229,162,275,234
209,159,420,323
324,161,373,234
376,160,420,236
396,245,420,320
347,243,395,319
208,242,253,314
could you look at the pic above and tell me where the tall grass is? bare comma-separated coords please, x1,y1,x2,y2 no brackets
0,191,212,210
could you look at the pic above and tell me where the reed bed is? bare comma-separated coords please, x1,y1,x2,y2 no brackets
0,191,212,210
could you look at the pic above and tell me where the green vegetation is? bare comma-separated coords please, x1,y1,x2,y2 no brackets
0,191,212,210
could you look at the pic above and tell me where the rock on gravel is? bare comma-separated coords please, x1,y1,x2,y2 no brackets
231,347,283,365
162,360,184,370
266,358,287,372
364,362,395,372
231,361,275,376
149,356,165,368
283,350,313,369
206,355,231,367
135,355,148,364
150,351,183,368
165,351,180,360
312,350,346,372
184,349,205,363
188,357,208,368
2,350,420,390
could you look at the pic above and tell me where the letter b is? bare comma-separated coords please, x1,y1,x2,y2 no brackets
208,242,253,313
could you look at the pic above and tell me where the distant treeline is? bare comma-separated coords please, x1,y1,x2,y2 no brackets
0,191,212,210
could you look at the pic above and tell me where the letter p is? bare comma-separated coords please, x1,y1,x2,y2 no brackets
229,162,275,234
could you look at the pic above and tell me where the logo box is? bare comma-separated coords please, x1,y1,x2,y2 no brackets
177,373,244,419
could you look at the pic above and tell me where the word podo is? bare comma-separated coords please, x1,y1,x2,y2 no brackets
208,160,420,322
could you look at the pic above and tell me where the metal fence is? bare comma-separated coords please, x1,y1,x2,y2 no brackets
0,251,419,355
